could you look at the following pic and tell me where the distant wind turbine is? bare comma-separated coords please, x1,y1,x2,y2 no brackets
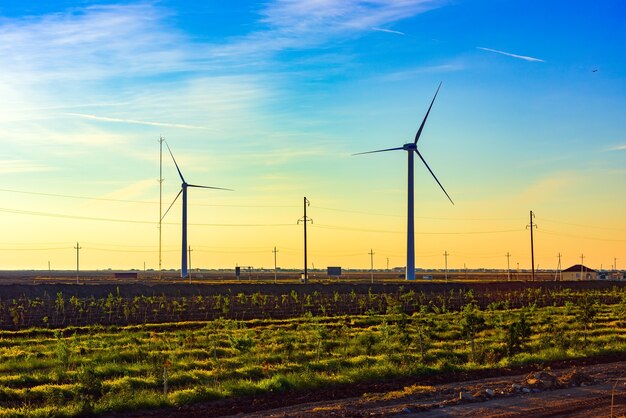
162,141,232,279
354,83,453,281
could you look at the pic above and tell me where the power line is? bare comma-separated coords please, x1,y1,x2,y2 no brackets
541,217,626,232
0,187,527,221
0,206,295,227
87,247,177,253
312,205,524,221
0,187,298,208
313,223,523,235
541,229,626,243
0,247,69,251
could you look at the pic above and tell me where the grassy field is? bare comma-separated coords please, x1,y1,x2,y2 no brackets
0,289,625,417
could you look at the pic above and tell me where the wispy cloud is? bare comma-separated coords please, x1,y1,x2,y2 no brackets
382,62,465,80
0,159,52,173
371,27,405,35
477,47,545,63
64,113,211,131
214,0,443,58
515,172,574,203
607,144,626,151
0,4,195,84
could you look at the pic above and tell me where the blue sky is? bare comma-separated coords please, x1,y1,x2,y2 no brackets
0,1,624,270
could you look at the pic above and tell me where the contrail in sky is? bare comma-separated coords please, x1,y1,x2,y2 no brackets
372,27,405,35
65,113,210,130
477,47,545,62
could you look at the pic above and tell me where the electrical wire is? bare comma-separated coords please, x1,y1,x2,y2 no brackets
312,223,524,235
0,187,298,208
0,207,295,227
540,229,626,243
0,187,525,221
540,217,626,232
312,205,524,222
0,247,69,251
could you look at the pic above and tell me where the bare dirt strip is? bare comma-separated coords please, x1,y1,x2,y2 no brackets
108,354,626,417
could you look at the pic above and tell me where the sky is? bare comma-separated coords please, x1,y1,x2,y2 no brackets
0,0,624,272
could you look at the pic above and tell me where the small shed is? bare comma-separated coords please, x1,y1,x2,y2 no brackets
562,264,597,281
114,272,138,279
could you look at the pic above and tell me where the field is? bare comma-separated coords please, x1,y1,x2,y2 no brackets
1,277,626,416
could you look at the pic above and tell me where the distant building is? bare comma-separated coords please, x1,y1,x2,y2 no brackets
562,264,597,281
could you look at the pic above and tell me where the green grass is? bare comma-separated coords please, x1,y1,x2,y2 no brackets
0,296,625,417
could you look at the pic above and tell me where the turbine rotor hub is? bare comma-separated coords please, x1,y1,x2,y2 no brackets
403,143,417,151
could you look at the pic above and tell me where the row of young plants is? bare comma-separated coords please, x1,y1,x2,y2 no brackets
0,286,624,329
0,292,624,417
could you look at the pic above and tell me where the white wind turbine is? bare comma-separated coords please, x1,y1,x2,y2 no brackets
354,83,454,280
162,141,232,279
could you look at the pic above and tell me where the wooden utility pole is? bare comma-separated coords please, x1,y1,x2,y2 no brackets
74,242,81,284
273,246,279,284
526,210,537,281
369,249,375,284
297,197,312,284
443,250,449,282
580,253,585,279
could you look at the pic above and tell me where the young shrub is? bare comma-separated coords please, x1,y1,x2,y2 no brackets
356,332,379,356
576,294,599,343
229,333,255,354
504,311,532,357
76,366,103,415
411,308,434,362
459,303,486,363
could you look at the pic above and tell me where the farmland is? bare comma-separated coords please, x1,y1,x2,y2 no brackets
0,280,626,416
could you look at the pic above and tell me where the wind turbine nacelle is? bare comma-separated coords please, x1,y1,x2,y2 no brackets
403,143,417,151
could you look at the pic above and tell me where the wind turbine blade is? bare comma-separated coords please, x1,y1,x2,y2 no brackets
414,82,442,145
187,184,234,191
415,150,454,205
164,141,186,183
161,189,182,221
352,146,403,156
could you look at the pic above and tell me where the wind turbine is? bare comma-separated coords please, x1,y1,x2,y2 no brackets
354,83,453,281
162,141,232,279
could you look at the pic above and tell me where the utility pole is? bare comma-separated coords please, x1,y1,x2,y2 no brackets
158,136,164,280
74,242,81,284
386,257,389,271
506,252,511,281
555,253,562,281
526,210,537,281
188,246,193,284
443,250,449,282
580,253,585,279
297,197,313,284
48,261,51,278
272,246,279,284
464,263,467,280
369,249,375,284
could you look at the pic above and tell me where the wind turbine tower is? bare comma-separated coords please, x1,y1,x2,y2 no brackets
162,141,231,279
354,83,454,280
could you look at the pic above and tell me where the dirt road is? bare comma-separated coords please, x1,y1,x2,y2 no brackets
241,361,626,418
